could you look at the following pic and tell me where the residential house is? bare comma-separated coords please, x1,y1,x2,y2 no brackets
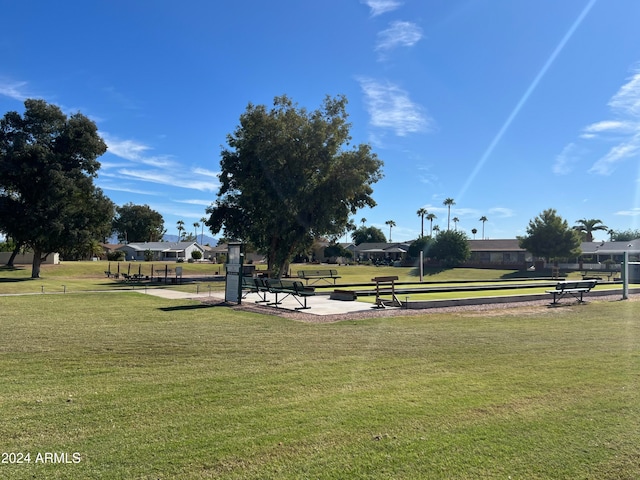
116,242,205,261
466,239,531,268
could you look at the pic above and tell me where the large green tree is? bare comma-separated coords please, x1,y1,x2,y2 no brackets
0,99,110,277
351,225,386,245
430,229,470,267
113,203,165,243
206,95,383,277
519,209,581,262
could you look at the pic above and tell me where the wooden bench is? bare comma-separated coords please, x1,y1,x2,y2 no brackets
581,271,613,281
297,269,341,285
266,279,315,310
545,280,598,304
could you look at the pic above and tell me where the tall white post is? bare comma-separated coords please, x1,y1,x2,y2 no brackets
420,251,424,282
622,251,629,300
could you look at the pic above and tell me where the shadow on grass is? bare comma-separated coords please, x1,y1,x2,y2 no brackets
500,270,559,279
407,266,447,277
0,276,34,283
159,302,228,312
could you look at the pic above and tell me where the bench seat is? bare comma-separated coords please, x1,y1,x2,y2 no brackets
297,269,341,285
545,280,597,304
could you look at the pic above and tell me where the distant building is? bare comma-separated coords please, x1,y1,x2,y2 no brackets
116,242,205,261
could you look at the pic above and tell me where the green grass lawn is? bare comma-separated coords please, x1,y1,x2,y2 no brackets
0,261,584,296
1,292,639,479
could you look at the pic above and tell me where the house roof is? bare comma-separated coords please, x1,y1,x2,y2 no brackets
116,242,202,252
467,239,526,252
580,239,640,255
354,242,413,253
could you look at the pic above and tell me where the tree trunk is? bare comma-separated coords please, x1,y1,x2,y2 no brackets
6,243,22,267
31,249,46,278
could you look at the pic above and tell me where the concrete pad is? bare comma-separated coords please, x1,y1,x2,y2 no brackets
141,287,388,315
240,292,386,315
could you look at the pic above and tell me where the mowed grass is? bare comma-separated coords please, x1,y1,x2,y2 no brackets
1,292,639,479
0,261,582,296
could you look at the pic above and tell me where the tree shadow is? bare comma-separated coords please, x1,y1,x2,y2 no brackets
159,302,228,312
500,270,559,279
407,266,447,277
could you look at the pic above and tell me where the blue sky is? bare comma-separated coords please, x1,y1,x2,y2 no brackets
2,0,640,243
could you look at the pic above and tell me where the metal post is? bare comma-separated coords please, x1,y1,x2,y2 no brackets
622,251,629,300
419,251,424,282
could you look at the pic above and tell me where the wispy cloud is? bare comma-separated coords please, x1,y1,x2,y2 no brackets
0,78,30,101
102,134,176,168
358,77,433,136
557,67,640,175
117,169,219,192
361,0,402,17
175,199,214,206
589,132,640,175
375,21,423,59
553,142,586,175
99,133,220,193
488,207,515,218
615,207,640,217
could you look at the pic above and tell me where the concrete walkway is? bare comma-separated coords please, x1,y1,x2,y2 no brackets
141,288,383,315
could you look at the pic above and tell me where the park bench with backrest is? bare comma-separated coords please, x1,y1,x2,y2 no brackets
241,276,269,303
545,280,598,304
266,278,315,310
297,269,341,285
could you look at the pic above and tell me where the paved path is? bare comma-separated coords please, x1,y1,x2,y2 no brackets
141,288,380,316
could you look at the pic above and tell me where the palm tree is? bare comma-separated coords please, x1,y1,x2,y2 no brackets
176,220,185,241
344,219,356,243
432,225,441,237
200,217,207,244
385,220,396,242
360,217,367,227
443,198,455,230
479,216,488,240
452,217,460,231
574,218,608,242
416,207,428,237
471,228,478,239
426,213,437,237
193,222,200,241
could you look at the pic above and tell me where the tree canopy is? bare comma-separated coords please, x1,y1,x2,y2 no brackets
113,203,165,243
429,229,470,267
351,225,386,245
206,95,383,277
0,99,110,277
518,208,581,261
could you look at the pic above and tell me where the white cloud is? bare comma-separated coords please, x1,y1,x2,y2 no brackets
117,169,219,192
557,68,640,176
615,207,640,217
488,207,515,218
102,134,176,168
589,132,640,175
553,142,583,175
0,79,30,101
608,70,640,117
358,77,433,136
192,167,220,178
376,21,423,59
582,120,635,135
175,199,213,206
361,0,402,16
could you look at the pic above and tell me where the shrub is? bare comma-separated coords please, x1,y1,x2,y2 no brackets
191,250,202,260
107,250,125,261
